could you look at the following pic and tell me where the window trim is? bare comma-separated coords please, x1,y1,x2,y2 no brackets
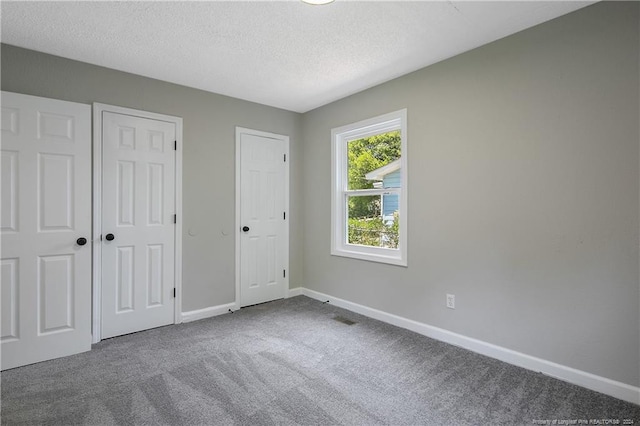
331,109,407,267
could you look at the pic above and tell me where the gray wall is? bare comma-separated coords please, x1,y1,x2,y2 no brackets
1,44,304,312
301,1,639,386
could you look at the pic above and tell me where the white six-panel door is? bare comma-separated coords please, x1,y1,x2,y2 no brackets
238,130,288,307
100,111,176,339
1,91,92,370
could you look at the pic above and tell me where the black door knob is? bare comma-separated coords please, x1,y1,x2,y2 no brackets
242,226,250,232
76,237,87,246
105,233,115,241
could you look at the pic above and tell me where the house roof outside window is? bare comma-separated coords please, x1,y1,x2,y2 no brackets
365,158,401,182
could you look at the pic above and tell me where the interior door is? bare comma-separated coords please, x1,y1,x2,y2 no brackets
239,131,287,307
101,111,176,339
1,91,92,370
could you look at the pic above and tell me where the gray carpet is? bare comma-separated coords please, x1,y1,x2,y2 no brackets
1,295,638,425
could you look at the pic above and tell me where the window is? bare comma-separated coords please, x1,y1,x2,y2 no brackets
331,109,407,266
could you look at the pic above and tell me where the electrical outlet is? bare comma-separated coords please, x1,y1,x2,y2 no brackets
446,294,455,309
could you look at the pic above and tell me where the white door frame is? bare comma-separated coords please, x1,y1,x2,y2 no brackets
235,127,289,310
92,103,183,343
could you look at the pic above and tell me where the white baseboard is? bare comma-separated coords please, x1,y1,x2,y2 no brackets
181,302,236,323
294,287,640,405
287,287,303,297
184,289,303,323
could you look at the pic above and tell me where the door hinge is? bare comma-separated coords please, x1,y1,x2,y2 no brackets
284,154,286,162
174,140,177,150
283,269,286,278
173,288,176,298
173,214,177,224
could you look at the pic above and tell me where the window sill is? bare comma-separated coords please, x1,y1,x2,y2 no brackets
331,247,407,267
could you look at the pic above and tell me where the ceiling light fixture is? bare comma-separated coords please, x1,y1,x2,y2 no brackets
301,0,334,5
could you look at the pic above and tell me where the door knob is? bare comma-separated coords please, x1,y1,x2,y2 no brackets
242,226,250,232
105,233,115,241
76,237,87,246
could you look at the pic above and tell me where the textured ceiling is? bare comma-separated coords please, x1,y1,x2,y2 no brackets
1,1,593,113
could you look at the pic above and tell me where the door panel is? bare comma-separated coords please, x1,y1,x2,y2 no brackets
39,153,74,230
239,132,286,307
101,112,175,339
1,150,18,233
0,91,91,370
1,258,19,342
38,254,74,333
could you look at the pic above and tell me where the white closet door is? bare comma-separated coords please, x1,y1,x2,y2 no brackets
101,111,176,339
239,131,287,307
1,91,92,370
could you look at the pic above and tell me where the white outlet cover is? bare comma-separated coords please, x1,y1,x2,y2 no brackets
446,294,455,309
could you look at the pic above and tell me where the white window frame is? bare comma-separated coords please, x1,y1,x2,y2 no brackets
331,109,408,267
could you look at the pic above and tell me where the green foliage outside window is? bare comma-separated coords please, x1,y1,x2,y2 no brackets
348,213,399,249
347,131,401,191
347,131,401,248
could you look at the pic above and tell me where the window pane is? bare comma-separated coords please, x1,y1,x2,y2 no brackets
347,131,401,191
347,195,399,249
